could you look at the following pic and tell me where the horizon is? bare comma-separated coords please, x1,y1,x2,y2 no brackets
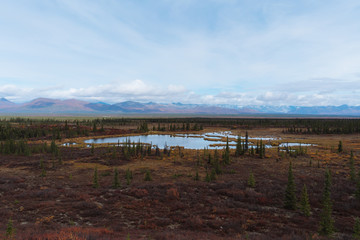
1,1,360,106
1,96,360,108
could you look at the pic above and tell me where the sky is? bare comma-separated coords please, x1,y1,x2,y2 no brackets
0,0,360,106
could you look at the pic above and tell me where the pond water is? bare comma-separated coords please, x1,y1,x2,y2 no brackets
62,142,77,147
61,131,312,150
279,143,314,147
84,134,236,149
83,132,277,150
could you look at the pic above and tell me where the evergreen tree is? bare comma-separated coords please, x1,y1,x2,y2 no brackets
210,168,217,181
125,168,133,185
250,146,254,156
91,144,95,155
338,140,343,153
213,153,222,174
205,171,211,182
113,168,120,188
284,161,296,210
245,131,249,151
248,171,255,188
144,169,152,181
319,168,334,236
356,170,360,200
354,218,360,239
262,144,266,158
350,150,356,181
40,160,46,178
235,135,242,157
300,184,311,217
223,137,230,164
225,137,230,153
194,170,200,181
93,167,99,188
5,218,15,239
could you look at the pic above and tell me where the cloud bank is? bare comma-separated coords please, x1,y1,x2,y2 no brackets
1,80,359,107
0,1,360,106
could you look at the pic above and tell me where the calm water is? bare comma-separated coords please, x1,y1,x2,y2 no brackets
72,132,309,150
82,132,281,149
84,133,237,149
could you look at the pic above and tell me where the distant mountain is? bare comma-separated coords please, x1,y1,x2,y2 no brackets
0,97,359,116
0,98,15,109
250,104,360,116
3,98,95,113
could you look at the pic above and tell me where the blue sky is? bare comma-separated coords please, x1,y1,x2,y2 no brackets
0,0,360,106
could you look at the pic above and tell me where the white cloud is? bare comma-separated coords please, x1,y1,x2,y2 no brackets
1,1,360,106
0,81,359,106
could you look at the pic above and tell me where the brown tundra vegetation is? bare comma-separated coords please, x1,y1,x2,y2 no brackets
0,117,359,239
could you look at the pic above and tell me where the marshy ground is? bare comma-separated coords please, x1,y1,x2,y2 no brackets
0,119,359,239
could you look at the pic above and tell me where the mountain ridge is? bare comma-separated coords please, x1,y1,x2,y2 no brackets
0,97,359,116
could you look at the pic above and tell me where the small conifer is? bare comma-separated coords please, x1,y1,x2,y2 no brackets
194,170,199,181
350,150,356,181
338,140,343,153
319,168,334,236
248,171,256,188
284,161,296,210
205,171,211,182
113,168,120,188
93,167,99,188
300,184,311,217
354,218,360,239
125,168,132,185
6,218,15,239
144,169,152,181
210,168,217,181
356,170,360,200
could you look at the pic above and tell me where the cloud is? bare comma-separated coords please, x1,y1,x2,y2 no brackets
1,1,360,106
0,81,359,106
0,80,189,103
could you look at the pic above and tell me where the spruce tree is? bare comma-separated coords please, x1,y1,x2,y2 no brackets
354,218,360,239
144,169,152,181
350,150,356,182
125,168,133,185
113,168,120,188
205,171,211,182
319,168,334,236
40,160,46,178
300,184,311,217
356,170,360,200
284,161,296,210
5,218,15,239
235,135,242,157
338,140,343,153
213,154,221,174
93,167,99,188
245,131,249,151
210,168,217,181
248,171,255,188
194,170,199,181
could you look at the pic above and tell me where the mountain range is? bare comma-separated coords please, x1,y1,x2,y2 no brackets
0,98,359,116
